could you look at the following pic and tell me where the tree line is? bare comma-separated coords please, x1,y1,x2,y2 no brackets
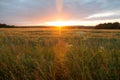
0,23,15,28
95,22,120,29
1,22,120,29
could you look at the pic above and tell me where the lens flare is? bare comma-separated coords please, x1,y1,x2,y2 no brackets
56,0,63,14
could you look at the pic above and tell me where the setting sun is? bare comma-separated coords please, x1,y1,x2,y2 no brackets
45,21,69,27
46,21,65,27
44,20,80,27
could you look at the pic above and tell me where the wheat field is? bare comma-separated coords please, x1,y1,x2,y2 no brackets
0,28,120,80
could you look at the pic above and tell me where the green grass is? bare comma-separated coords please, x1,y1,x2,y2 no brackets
0,28,120,80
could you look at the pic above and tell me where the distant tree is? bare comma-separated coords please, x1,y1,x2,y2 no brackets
95,22,120,29
0,23,15,28
113,22,120,29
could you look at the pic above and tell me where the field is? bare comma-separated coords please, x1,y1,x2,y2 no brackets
0,28,120,80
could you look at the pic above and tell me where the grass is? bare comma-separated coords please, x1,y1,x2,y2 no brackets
0,28,120,80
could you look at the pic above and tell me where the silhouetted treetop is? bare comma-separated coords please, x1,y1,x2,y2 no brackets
95,22,120,29
0,23,15,28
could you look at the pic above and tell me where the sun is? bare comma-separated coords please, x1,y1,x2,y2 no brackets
44,20,81,27
44,19,78,27
45,21,67,27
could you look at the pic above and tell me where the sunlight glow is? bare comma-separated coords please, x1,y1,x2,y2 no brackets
38,19,120,26
45,20,76,27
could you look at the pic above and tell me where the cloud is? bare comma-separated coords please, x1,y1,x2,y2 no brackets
0,0,120,25
0,0,56,25
86,10,120,19
62,0,120,21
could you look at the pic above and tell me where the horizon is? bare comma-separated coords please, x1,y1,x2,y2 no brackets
0,0,120,26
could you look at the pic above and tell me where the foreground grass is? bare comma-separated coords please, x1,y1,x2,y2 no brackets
0,28,120,80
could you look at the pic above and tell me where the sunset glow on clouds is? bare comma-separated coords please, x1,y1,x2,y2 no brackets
86,10,120,19
0,0,120,26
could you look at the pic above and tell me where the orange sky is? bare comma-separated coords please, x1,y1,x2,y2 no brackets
0,0,120,26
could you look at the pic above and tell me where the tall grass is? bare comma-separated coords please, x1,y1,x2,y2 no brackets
0,28,120,80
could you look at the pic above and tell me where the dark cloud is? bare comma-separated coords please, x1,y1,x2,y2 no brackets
0,0,120,25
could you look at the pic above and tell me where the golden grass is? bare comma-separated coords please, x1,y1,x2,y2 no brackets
0,28,120,80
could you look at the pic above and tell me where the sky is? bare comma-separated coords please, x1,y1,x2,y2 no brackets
0,0,120,26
